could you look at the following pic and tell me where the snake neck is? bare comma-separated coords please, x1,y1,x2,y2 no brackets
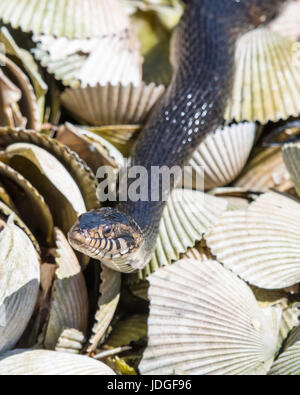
117,0,286,267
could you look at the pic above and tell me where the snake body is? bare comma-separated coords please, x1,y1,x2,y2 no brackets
68,0,286,273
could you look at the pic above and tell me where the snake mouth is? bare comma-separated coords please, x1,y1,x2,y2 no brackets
68,208,144,263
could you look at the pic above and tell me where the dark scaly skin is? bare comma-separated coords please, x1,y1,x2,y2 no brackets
69,0,286,273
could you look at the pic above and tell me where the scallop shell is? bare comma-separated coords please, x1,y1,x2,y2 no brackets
139,259,278,375
0,0,130,39
282,143,300,197
32,30,142,87
0,54,40,129
60,82,165,126
43,228,89,350
269,326,300,375
107,315,147,348
88,266,121,353
4,142,86,235
185,122,256,190
0,160,53,245
0,349,115,375
0,128,99,211
206,191,300,289
235,147,292,192
55,329,86,355
0,69,24,128
138,189,228,279
225,28,300,124
269,0,300,41
0,216,40,354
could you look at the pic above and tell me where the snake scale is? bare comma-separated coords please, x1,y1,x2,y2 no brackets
68,0,286,273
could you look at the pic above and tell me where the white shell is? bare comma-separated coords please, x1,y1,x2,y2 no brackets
139,259,278,375
60,82,165,126
0,218,40,353
269,0,300,41
206,191,300,289
0,349,115,375
55,329,86,354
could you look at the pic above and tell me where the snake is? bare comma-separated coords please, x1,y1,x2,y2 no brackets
68,0,286,273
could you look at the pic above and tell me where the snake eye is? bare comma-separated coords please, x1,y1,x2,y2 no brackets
102,225,113,237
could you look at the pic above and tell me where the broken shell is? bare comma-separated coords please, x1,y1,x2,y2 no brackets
43,228,89,350
0,216,40,354
107,315,147,348
282,143,300,197
138,189,228,279
55,329,86,355
269,0,300,41
139,259,278,375
0,0,130,39
235,147,292,192
88,266,121,353
0,349,115,375
0,128,99,211
60,82,165,126
225,29,300,124
206,191,300,289
4,142,86,234
185,122,256,190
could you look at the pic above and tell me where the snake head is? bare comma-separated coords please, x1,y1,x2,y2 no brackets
68,207,144,272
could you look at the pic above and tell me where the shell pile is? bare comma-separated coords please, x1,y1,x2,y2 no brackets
0,0,299,376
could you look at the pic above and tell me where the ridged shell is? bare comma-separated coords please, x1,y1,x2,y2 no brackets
235,147,292,192
43,228,89,350
0,128,99,211
0,69,24,128
206,191,300,289
139,259,278,375
225,28,300,124
0,54,40,130
0,0,130,39
0,349,115,375
32,31,142,87
0,217,40,354
269,326,300,375
0,160,53,245
60,82,165,126
107,315,147,347
55,329,86,355
269,0,300,41
185,123,256,190
138,189,228,279
282,143,300,197
4,142,86,235
88,266,121,353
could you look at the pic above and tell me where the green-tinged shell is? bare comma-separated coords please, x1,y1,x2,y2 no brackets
0,69,24,128
225,29,300,124
138,189,228,279
0,161,53,245
139,259,278,375
235,147,292,192
57,123,124,174
269,326,300,375
0,216,40,354
55,329,86,355
0,27,48,120
32,30,142,87
60,82,165,126
4,142,86,234
86,125,141,157
185,123,256,190
206,191,300,289
0,128,99,210
0,54,40,129
88,267,121,353
43,228,89,350
107,315,148,347
282,143,300,197
269,0,300,41
0,0,130,39
0,349,115,375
